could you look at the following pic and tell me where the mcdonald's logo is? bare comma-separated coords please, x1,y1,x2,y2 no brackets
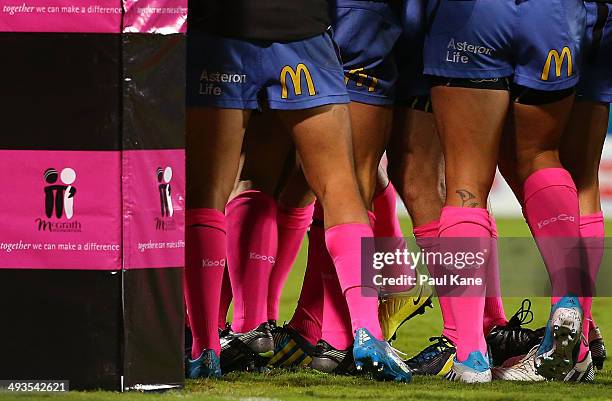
541,47,573,81
280,63,316,99
344,68,378,92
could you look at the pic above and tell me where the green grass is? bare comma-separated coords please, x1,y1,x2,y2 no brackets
2,218,611,401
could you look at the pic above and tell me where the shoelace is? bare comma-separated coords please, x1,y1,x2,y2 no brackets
508,299,535,327
389,344,407,358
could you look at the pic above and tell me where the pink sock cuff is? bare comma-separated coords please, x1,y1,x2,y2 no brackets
277,202,315,229
186,208,226,232
413,220,440,239
580,211,605,237
325,223,373,255
439,206,491,236
523,168,576,204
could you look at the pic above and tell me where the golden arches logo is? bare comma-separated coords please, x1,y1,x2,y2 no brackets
541,47,573,81
280,64,316,99
344,68,378,92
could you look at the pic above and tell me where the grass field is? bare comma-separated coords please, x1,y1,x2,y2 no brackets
2,218,611,401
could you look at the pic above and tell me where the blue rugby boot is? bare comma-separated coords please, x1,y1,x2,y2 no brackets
186,349,222,379
535,295,583,380
444,351,492,383
352,328,413,382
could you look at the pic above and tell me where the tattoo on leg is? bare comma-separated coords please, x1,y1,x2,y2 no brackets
456,189,479,208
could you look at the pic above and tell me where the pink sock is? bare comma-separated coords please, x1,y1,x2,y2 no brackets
301,204,353,349
226,190,278,333
439,206,491,361
288,203,326,345
326,222,383,339
578,211,604,361
483,215,508,334
184,208,226,358
218,267,232,329
414,220,459,345
267,202,315,322
373,183,404,238
523,168,582,303
373,185,412,294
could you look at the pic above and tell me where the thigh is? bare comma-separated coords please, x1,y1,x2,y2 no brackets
387,105,444,226
186,107,250,210
560,101,609,212
511,94,575,182
277,104,369,227
497,117,522,200
237,111,294,197
349,102,393,205
277,163,316,209
431,86,509,208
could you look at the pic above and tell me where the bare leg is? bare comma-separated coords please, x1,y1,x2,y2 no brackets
387,107,445,227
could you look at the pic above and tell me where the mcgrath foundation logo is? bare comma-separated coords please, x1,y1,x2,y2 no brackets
36,167,81,232
155,166,177,231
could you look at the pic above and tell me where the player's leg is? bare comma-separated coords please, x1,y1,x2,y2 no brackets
183,30,260,378
225,111,293,335
510,0,586,380
185,105,250,377
561,100,608,377
267,167,320,369
423,0,519,382
387,100,456,375
432,83,508,384
264,31,411,381
561,1,612,373
268,165,316,326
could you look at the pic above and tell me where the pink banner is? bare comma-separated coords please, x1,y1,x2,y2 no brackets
123,0,187,33
0,0,122,33
0,150,122,270
123,149,185,269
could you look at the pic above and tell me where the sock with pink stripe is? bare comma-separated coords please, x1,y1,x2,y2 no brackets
226,190,278,333
439,206,491,361
268,202,315,322
523,168,582,304
184,208,226,358
373,183,404,238
414,220,460,345
326,220,383,340
288,202,326,345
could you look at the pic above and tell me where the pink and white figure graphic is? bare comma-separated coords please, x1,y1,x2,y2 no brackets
61,167,77,219
43,167,77,220
157,166,174,218
0,0,122,33
123,149,185,270
0,150,121,270
122,0,187,34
